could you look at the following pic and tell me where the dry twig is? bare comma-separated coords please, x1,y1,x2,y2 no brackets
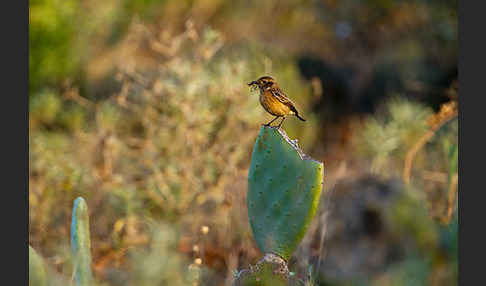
403,100,458,185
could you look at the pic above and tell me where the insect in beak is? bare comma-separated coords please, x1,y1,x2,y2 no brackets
248,81,258,91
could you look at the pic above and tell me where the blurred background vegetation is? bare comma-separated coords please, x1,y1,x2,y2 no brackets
29,0,457,285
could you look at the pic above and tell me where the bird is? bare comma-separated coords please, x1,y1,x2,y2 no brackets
248,76,306,128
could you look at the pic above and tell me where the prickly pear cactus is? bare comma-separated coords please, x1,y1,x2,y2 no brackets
29,245,47,286
71,197,93,286
247,126,324,260
232,253,290,286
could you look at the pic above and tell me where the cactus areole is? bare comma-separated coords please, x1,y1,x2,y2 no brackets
247,126,324,260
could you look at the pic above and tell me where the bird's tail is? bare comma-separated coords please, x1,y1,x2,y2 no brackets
295,112,306,122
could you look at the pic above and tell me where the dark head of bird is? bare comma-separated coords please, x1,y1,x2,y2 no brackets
248,76,276,91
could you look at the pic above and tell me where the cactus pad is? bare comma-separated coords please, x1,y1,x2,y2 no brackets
29,245,47,286
71,197,93,286
247,126,324,260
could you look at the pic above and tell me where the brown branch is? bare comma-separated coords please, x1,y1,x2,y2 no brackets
443,173,458,224
403,130,436,185
403,101,458,185
62,83,95,109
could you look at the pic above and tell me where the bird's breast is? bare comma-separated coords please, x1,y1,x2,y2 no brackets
259,92,291,116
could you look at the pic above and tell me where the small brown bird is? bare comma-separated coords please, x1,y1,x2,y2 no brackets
248,76,306,128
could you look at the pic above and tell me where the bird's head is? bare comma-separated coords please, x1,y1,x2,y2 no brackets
248,76,276,91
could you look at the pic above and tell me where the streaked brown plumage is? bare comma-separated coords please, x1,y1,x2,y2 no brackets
248,76,306,127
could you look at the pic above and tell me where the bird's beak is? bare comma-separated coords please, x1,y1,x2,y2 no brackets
248,81,257,86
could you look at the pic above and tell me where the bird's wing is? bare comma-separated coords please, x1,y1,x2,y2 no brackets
270,87,297,110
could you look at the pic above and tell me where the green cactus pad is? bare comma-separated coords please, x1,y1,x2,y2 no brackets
247,126,324,260
29,245,47,286
71,197,93,286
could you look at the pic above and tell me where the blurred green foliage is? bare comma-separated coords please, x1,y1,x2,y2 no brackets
29,0,166,95
354,98,458,286
129,223,201,286
358,98,433,174
357,97,457,181
29,90,63,126
29,0,80,93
